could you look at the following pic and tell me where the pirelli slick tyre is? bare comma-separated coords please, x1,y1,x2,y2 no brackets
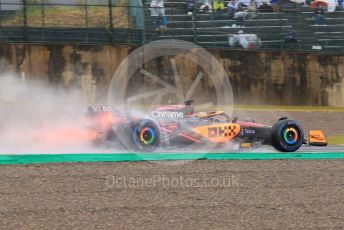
272,119,304,152
132,119,161,152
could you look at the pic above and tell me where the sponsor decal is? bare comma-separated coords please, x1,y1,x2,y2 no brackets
240,129,256,135
151,110,184,119
89,105,113,113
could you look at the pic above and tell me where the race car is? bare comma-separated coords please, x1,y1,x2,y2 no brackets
85,100,327,152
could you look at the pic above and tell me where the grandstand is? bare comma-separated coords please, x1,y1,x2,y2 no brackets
0,0,343,52
304,10,344,51
144,0,344,52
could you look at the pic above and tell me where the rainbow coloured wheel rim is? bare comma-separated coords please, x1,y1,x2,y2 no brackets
134,125,158,148
139,127,156,145
283,127,299,145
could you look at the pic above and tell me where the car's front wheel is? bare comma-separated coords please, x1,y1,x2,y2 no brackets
271,119,304,152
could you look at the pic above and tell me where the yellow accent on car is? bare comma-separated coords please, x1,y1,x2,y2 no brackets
240,143,252,148
195,111,225,118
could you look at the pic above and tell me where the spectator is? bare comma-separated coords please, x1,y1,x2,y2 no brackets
314,3,326,14
228,30,262,49
255,0,265,7
239,0,250,7
150,0,167,33
186,0,194,15
314,12,325,25
339,0,344,10
258,0,273,12
237,2,248,10
158,13,168,33
200,0,213,13
150,0,165,16
234,3,248,27
270,0,279,12
213,0,225,18
237,31,249,48
283,30,298,49
314,3,326,25
228,0,238,18
248,0,258,19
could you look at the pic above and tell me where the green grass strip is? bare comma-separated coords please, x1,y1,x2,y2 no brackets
235,105,344,112
327,136,344,145
0,152,344,165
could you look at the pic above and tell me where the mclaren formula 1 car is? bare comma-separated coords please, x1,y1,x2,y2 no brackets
86,100,327,152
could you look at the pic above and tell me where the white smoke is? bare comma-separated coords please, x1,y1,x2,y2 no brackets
0,73,105,154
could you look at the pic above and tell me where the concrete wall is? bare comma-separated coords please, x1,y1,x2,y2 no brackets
0,43,343,106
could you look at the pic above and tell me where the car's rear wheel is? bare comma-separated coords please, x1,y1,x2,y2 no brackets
272,119,304,152
132,119,161,152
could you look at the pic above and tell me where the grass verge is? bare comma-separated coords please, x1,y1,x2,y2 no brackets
327,136,344,145
235,105,344,112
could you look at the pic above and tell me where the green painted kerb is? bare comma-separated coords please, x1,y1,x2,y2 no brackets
0,152,344,165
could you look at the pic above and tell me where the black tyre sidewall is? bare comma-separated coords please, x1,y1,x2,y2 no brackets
272,119,304,152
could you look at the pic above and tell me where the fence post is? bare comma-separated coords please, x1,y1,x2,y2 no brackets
0,0,2,26
108,0,114,43
296,4,301,51
192,2,196,45
42,0,45,42
108,0,113,30
85,0,89,43
278,8,283,50
85,0,88,28
23,0,27,27
128,3,131,46
142,3,146,45
42,0,45,27
23,0,27,41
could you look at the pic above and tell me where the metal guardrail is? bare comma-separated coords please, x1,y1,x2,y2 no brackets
0,1,343,53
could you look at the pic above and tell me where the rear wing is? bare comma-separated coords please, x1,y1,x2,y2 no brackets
309,130,327,146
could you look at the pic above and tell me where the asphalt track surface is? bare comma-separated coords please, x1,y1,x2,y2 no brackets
299,145,344,152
